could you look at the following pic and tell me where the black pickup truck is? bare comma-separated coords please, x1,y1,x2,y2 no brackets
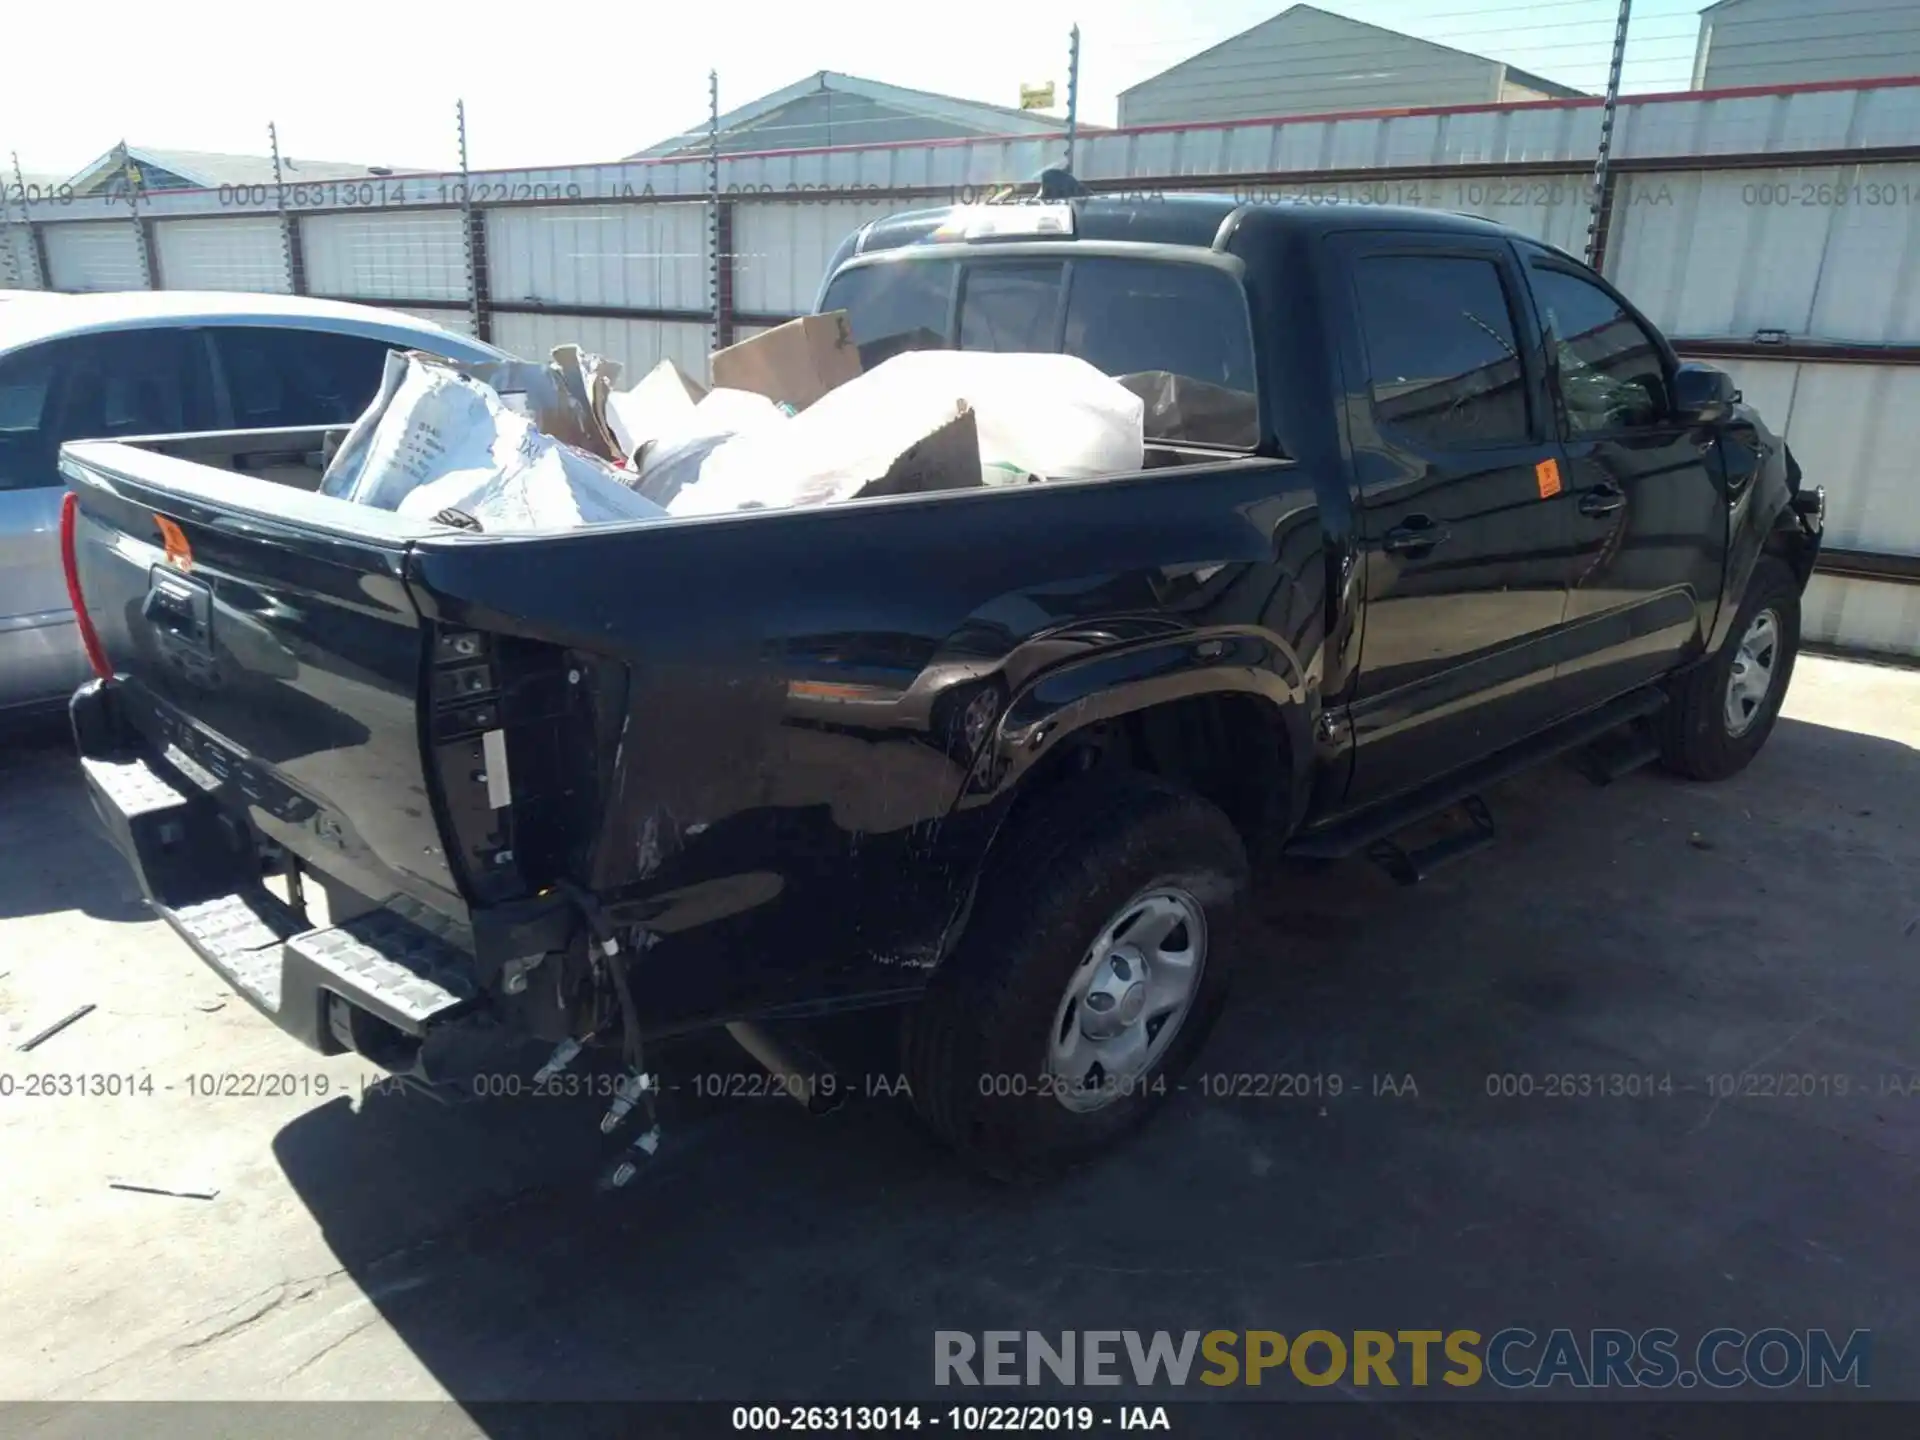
63,195,1825,1180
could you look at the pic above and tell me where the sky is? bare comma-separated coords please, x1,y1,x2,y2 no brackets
3,0,1713,179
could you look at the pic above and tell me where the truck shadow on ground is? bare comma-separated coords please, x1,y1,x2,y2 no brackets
0,717,148,923
255,711,1914,1411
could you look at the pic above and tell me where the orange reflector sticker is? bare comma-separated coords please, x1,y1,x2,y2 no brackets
155,515,192,571
1535,458,1563,500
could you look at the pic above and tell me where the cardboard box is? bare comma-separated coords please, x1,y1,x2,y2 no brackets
853,405,982,500
711,311,862,411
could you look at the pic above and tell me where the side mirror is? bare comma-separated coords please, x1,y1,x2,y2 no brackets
1671,362,1738,426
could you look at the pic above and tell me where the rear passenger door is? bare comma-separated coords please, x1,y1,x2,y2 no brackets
1329,233,1580,809
204,326,399,430
1521,257,1729,703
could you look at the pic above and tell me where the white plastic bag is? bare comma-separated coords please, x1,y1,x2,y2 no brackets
837,350,1144,485
320,352,665,531
668,388,975,517
605,358,706,461
664,350,1144,518
635,387,792,508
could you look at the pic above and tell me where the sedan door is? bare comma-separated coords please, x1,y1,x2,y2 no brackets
1329,233,1580,810
0,327,214,715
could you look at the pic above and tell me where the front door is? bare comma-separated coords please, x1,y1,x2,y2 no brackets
1330,233,1580,811
1521,257,1730,703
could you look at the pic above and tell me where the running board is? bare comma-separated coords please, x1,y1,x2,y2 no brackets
1287,686,1668,862
1572,722,1663,786
1366,795,1496,886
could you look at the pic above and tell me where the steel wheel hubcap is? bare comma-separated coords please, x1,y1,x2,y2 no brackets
1724,608,1780,738
1046,887,1207,1113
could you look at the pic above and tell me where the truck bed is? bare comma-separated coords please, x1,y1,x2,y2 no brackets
61,424,1312,1058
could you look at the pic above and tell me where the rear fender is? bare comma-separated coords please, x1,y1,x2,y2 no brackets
920,629,1311,968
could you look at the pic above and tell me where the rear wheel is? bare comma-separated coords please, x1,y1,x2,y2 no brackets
1658,556,1801,782
903,773,1248,1181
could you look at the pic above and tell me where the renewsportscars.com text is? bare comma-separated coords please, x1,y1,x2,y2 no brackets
934,1328,1869,1390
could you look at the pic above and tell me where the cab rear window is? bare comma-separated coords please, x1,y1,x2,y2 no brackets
822,255,1259,448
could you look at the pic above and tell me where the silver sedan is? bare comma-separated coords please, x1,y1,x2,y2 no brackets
0,291,503,721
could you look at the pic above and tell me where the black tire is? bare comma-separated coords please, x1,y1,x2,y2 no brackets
903,772,1248,1181
1657,555,1801,782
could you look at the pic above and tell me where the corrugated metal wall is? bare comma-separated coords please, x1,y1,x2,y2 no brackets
486,204,707,311
41,221,144,291
13,79,1920,656
1608,163,1920,342
301,211,469,302
733,198,900,316
492,313,709,384
152,216,288,293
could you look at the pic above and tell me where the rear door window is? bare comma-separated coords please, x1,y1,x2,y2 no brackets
1352,254,1532,449
208,326,398,428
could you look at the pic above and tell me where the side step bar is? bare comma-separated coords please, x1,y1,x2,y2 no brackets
1288,686,1667,863
1366,795,1496,886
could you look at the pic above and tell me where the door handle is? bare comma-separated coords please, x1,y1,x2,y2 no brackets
1381,516,1452,555
1578,483,1626,518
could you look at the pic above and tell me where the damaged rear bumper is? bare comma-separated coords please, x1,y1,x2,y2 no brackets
73,678,503,1059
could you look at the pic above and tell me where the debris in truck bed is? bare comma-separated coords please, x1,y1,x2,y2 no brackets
18,1002,95,1053
320,351,666,531
632,386,792,508
605,357,709,461
317,338,1145,529
1117,370,1260,448
665,350,1144,515
710,311,862,411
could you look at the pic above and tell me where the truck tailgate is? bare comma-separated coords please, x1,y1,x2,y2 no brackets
61,436,492,1051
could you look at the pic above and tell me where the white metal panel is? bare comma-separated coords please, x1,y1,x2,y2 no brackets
1803,574,1920,657
383,305,476,339
41,221,145,291
152,216,288,293
1608,164,1920,343
1228,174,1591,250
733,199,900,316
1713,358,1920,556
491,313,711,385
485,204,707,311
1805,165,1920,344
302,211,468,301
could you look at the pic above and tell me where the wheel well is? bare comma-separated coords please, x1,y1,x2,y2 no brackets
1008,693,1294,860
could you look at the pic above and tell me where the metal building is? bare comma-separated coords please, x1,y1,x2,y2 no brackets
632,72,1070,160
1117,3,1586,127
1694,0,1920,90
